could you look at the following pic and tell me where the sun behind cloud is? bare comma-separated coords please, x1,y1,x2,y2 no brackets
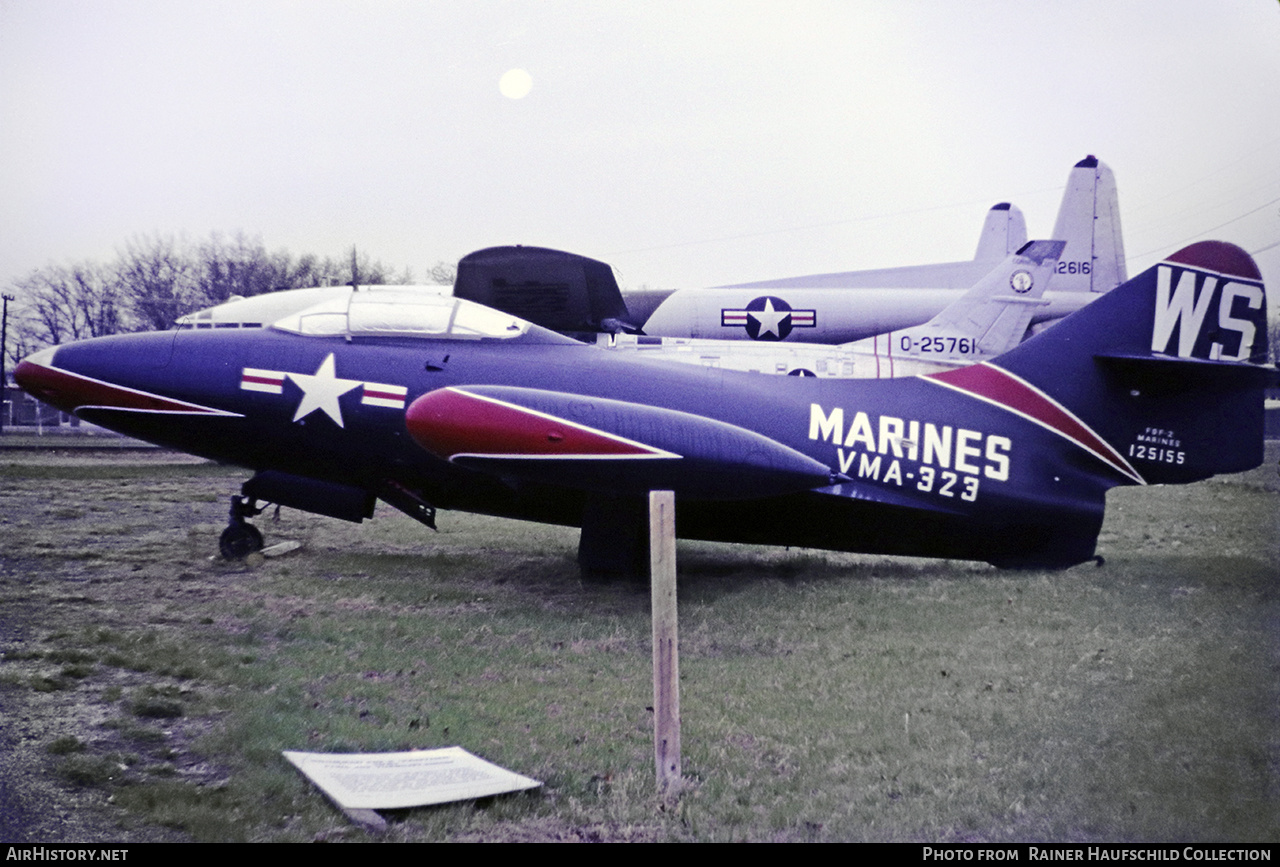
499,68,533,99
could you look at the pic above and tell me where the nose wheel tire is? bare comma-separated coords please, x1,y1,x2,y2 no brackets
219,522,264,559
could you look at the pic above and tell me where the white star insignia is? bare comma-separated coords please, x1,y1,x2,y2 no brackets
749,298,790,337
287,353,362,427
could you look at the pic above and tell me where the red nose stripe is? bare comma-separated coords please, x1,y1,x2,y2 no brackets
405,387,672,460
14,359,234,415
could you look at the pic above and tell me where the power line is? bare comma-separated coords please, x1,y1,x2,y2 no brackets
1130,195,1280,261
1124,133,1280,217
609,187,1063,256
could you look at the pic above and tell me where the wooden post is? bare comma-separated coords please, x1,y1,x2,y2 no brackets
649,490,681,791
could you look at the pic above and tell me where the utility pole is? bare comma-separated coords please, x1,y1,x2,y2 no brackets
1,294,13,435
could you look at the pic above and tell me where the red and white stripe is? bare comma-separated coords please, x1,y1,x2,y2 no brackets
361,382,408,409
241,367,408,410
240,368,286,394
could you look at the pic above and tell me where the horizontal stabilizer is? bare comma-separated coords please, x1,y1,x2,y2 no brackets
1095,352,1277,390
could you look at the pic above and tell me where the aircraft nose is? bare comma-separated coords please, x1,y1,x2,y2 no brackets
13,347,77,413
13,336,184,416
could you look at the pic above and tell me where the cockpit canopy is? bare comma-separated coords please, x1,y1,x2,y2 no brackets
178,285,574,343
272,287,531,340
176,286,369,330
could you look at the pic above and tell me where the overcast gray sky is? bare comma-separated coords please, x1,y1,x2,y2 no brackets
3,1,1278,295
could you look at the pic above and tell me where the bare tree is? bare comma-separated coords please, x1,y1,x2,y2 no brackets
117,234,197,332
426,260,457,285
195,232,292,305
342,247,414,286
5,232,425,360
277,248,413,289
8,262,125,349
285,253,346,289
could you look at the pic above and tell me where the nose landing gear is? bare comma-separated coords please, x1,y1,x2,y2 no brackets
219,495,266,559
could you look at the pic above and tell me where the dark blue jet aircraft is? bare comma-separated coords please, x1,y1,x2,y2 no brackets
15,241,1274,572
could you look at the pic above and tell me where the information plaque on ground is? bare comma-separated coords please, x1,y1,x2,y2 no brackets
283,746,542,811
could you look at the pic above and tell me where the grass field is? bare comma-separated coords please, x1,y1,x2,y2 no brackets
1,446,1276,842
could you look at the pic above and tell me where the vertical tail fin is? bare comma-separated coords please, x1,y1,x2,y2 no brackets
1050,155,1127,294
946,241,1273,486
872,240,1064,361
973,202,1029,260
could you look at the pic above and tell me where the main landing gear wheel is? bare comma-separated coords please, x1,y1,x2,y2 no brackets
219,522,264,559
